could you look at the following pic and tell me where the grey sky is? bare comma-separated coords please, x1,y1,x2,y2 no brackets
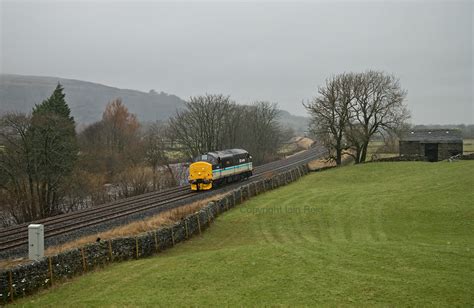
1,0,472,124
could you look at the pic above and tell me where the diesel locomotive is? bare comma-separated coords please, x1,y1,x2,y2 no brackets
188,149,253,191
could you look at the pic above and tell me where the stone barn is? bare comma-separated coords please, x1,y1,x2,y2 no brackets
399,129,463,162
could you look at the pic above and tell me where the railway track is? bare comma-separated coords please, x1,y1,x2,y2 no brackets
0,146,326,256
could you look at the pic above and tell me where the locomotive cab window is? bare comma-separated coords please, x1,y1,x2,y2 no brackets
194,154,217,164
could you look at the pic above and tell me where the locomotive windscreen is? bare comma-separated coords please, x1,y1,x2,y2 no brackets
194,154,217,164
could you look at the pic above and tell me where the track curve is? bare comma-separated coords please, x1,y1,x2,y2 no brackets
0,146,326,258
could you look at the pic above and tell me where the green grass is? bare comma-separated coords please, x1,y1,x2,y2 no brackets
464,139,474,154
366,140,397,161
14,162,474,306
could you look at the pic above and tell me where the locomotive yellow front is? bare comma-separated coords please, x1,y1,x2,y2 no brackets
188,161,213,191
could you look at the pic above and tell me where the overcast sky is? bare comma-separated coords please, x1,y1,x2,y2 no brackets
1,0,472,124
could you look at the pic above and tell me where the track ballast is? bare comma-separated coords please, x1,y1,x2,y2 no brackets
0,146,326,258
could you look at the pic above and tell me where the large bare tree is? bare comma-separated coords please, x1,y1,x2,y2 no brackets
0,113,36,223
167,95,285,164
102,98,140,153
79,98,142,177
303,73,355,165
304,71,409,165
350,71,409,163
239,101,282,164
167,94,237,158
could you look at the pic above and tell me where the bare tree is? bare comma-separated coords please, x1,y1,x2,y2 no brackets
239,102,282,164
79,98,142,177
102,98,140,153
143,122,176,189
303,73,355,165
304,71,409,165
168,94,287,165
168,94,236,158
350,71,409,163
0,113,36,223
344,122,365,163
220,104,244,149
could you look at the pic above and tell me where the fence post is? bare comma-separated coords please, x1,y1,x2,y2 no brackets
48,256,54,286
154,231,159,252
171,228,175,246
8,271,13,302
81,248,87,272
197,214,202,235
108,241,113,262
185,220,189,239
135,237,139,259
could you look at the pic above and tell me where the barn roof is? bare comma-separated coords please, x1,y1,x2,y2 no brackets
400,129,462,143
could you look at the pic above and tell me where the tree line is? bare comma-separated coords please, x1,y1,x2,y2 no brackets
0,87,289,226
168,94,288,164
0,70,413,226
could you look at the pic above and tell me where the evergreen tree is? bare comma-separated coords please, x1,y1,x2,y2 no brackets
33,83,75,122
0,85,79,223
28,83,78,217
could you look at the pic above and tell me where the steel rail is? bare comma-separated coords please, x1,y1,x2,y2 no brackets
0,147,326,254
0,148,318,238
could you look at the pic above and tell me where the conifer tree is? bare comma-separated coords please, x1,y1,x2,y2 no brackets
29,83,78,217
0,84,79,222
32,83,74,122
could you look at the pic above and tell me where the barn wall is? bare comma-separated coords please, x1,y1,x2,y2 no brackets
438,143,463,161
399,141,422,156
400,141,463,161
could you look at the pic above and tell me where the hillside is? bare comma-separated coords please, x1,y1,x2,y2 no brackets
277,109,309,134
14,161,474,306
0,74,185,125
0,74,309,133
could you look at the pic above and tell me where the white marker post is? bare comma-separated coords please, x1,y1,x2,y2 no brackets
28,224,44,260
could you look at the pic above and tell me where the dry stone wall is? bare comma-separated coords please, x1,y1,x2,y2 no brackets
0,164,311,304
369,155,428,162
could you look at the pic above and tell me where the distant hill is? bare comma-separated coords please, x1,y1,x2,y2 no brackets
0,74,186,125
0,74,309,133
277,110,309,134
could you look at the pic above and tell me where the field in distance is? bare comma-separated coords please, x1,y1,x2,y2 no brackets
14,161,473,306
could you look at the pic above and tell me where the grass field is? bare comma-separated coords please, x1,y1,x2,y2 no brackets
14,162,474,306
464,138,474,154
365,140,397,161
